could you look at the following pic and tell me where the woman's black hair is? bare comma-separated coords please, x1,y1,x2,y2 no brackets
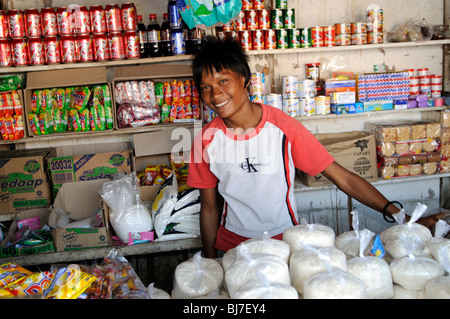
192,35,251,93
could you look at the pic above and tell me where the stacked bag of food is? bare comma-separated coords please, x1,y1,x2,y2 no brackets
0,90,24,141
365,120,443,179
441,109,450,173
28,85,113,136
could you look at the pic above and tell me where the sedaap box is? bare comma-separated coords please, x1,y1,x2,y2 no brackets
297,131,378,187
0,148,55,213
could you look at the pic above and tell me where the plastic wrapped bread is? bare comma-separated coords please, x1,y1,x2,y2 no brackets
283,218,335,253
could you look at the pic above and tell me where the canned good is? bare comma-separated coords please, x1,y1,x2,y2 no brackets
93,32,110,61
288,28,300,48
124,30,140,59
367,5,383,32
60,35,77,63
77,34,94,62
105,4,123,32
351,33,367,45
335,23,351,35
282,98,299,117
250,72,265,95
122,3,137,31
300,28,311,48
11,37,28,65
246,10,258,31
276,29,288,49
108,31,125,59
239,30,252,51
311,27,323,47
44,36,61,64
367,32,383,44
242,0,253,10
171,27,186,55
0,38,13,67
57,7,74,35
252,30,264,50
222,22,233,32
306,63,320,85
235,11,246,31
323,26,335,47
315,95,330,115
168,0,182,28
264,94,282,110
253,0,265,10
298,80,316,98
75,6,91,34
263,29,276,49
90,5,107,33
275,0,288,9
284,8,295,29
28,37,45,65
257,9,271,30
351,22,367,34
299,97,315,116
271,9,284,29
41,7,58,36
282,76,299,99
8,10,26,38
0,10,9,38
336,33,351,46
25,9,42,37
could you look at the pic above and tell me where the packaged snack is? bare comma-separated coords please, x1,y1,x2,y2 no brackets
70,86,91,113
5,271,55,297
44,265,97,299
11,90,22,116
13,115,24,140
0,117,7,140
28,113,41,135
40,88,51,113
0,263,33,288
78,265,114,299
4,116,14,140
30,90,41,113
160,103,170,123
0,74,25,91
54,88,65,110
155,82,164,106
69,108,82,132
2,92,14,118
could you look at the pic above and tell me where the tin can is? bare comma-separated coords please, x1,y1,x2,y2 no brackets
239,30,252,51
264,94,282,110
336,33,350,46
288,28,300,48
93,32,110,61
323,26,335,47
367,32,383,44
315,95,330,115
168,0,182,28
28,36,45,65
351,33,367,45
263,29,276,49
0,11,9,38
108,31,125,59
335,23,351,35
74,6,91,34
257,9,270,30
252,29,264,50
250,72,265,95
275,0,288,9
351,22,367,34
60,35,77,63
44,36,61,64
299,97,315,116
105,4,123,32
306,63,320,85
57,7,74,35
311,27,323,47
284,8,295,29
90,5,107,33
170,27,186,54
25,9,42,37
124,30,140,59
282,76,298,99
367,5,383,32
8,10,26,38
235,11,246,31
298,79,316,98
77,33,94,62
271,9,284,29
0,38,13,67
242,0,253,10
11,37,28,66
246,10,258,30
300,28,311,48
276,29,288,49
41,7,58,36
122,3,137,31
253,0,265,10
222,22,233,32
282,98,299,117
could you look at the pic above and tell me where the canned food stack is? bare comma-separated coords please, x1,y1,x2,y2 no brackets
167,0,186,55
366,4,383,44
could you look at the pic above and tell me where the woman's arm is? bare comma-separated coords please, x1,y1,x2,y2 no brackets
199,187,221,258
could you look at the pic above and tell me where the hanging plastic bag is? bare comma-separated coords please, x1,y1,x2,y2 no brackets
177,0,243,29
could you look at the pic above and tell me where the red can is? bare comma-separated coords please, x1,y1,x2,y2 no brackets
121,3,137,31
77,34,94,62
0,38,13,67
44,36,61,64
252,30,264,50
61,35,77,63
0,10,9,38
11,37,29,66
93,32,110,61
257,9,270,30
246,10,258,31
28,37,45,65
239,30,252,51
41,7,58,36
75,6,91,34
124,30,140,59
57,7,74,35
90,5,107,33
105,4,123,32
263,29,276,50
8,10,26,38
108,31,125,60
253,0,265,10
235,11,246,31
323,25,335,47
25,9,42,37
311,26,323,47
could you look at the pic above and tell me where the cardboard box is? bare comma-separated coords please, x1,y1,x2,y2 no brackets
48,142,132,197
0,148,55,213
297,131,378,187
0,208,55,258
363,100,394,112
50,179,113,252
23,67,114,137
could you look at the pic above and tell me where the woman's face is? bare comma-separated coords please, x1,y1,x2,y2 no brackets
199,67,249,121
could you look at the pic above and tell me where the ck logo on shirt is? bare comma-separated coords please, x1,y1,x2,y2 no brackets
240,157,261,173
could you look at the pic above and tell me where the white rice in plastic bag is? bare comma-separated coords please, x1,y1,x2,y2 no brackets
428,220,450,267
392,284,426,299
234,279,299,299
147,283,171,299
283,218,335,253
425,245,450,299
172,251,224,299
335,211,373,259
289,245,346,295
303,269,367,299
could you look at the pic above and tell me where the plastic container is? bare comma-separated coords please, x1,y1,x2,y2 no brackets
137,15,149,58
160,13,172,56
147,14,162,57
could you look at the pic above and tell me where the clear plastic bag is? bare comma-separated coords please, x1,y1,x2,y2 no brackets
387,20,434,42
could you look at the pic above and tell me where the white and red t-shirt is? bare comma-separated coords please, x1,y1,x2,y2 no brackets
187,104,334,252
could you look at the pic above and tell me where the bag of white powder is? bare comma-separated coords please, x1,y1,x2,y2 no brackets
335,211,372,259
234,272,298,299
283,218,335,253
425,246,450,299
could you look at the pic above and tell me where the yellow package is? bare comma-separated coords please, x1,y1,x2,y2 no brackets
44,265,97,299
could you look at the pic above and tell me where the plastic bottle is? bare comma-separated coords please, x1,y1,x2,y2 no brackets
137,15,149,58
147,14,162,57
160,13,172,56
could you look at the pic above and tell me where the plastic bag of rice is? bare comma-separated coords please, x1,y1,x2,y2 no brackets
425,246,450,299
427,220,450,267
234,274,298,299
172,251,224,299
392,284,426,299
335,211,373,259
289,245,346,295
283,218,335,253
346,229,393,299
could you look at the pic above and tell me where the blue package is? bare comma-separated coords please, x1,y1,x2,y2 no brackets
370,234,385,258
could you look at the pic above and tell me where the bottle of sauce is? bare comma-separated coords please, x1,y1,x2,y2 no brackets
147,14,162,57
